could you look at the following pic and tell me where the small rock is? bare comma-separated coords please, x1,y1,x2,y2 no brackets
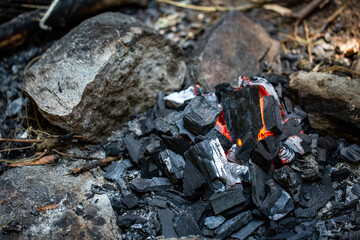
23,12,185,139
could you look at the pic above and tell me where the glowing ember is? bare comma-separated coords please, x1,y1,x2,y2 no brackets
258,97,274,141
214,113,232,141
237,138,242,146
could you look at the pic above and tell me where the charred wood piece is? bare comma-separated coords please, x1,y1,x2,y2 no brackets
209,184,245,215
262,95,283,134
159,149,186,183
182,159,207,198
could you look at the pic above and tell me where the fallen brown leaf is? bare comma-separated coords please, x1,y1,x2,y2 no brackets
36,204,57,213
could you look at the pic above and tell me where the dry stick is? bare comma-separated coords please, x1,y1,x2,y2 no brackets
24,55,42,75
0,138,42,143
68,156,121,175
32,102,42,131
156,0,258,12
53,149,101,160
319,4,348,32
292,0,325,36
304,21,312,63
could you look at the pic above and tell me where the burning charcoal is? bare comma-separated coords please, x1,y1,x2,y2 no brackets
331,168,350,182
154,111,183,135
149,195,167,208
290,153,319,181
104,161,126,182
231,219,265,240
123,136,146,166
259,179,294,221
204,216,226,230
221,85,262,141
341,144,360,163
250,164,269,207
283,135,308,155
235,133,256,162
161,135,191,155
278,118,302,141
215,83,234,102
183,159,207,198
263,95,283,134
294,106,308,121
164,85,201,109
158,209,177,238
121,194,138,209
252,136,280,172
215,210,253,239
317,147,327,170
129,177,173,193
241,76,281,105
209,184,246,215
159,149,186,183
299,176,334,209
273,165,302,202
182,96,221,136
184,138,239,189
204,128,233,152
174,216,201,237
279,144,296,164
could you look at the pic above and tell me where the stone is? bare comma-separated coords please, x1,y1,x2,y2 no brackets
289,71,360,143
23,12,186,139
0,165,120,240
187,11,280,90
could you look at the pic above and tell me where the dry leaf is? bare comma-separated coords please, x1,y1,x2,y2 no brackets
36,204,57,213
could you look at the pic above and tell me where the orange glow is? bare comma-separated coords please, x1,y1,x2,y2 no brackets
214,113,232,141
237,138,242,146
258,97,274,141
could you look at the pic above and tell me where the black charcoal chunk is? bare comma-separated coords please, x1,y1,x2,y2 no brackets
175,118,197,142
123,136,142,165
121,194,138,209
352,183,360,197
231,219,265,240
184,138,237,189
187,200,210,223
159,149,186,183
273,165,302,202
299,176,334,209
149,195,167,208
317,147,327,170
235,133,256,162
284,97,293,113
215,211,253,239
331,168,350,182
294,207,316,219
183,159,207,198
250,164,269,207
104,142,122,156
341,144,360,163
174,216,201,237
252,136,279,172
182,96,221,136
279,118,302,141
215,83,234,102
221,85,262,141
153,91,174,118
104,161,126,182
259,179,294,221
204,128,233,152
129,177,173,193
274,84,283,98
204,216,226,230
141,109,155,134
117,215,146,228
154,111,182,135
161,135,191,155
318,136,338,152
290,153,319,181
203,228,214,237
263,95,283,134
209,184,246,215
158,209,177,238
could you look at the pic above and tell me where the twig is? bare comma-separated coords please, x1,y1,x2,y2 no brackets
53,149,101,160
0,138,42,143
304,21,312,63
68,156,121,175
0,150,48,163
24,55,42,75
320,65,360,76
292,0,326,35
157,0,258,12
319,4,348,32
32,102,42,131
8,154,57,167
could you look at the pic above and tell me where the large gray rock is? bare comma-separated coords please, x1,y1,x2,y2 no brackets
23,12,185,139
187,11,280,90
289,71,360,143
0,164,120,239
